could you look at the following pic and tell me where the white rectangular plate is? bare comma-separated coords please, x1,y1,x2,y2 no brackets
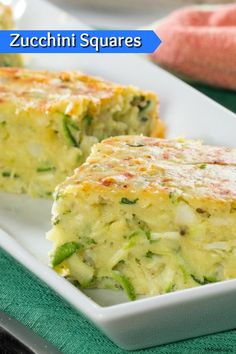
1,0,236,350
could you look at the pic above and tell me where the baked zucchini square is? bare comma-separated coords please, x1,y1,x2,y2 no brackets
0,3,23,67
48,136,236,300
0,68,164,197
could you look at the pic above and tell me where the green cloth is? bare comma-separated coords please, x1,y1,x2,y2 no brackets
192,84,236,114
0,86,236,354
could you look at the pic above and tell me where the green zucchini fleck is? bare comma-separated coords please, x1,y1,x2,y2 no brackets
62,114,80,147
145,250,157,258
54,190,62,201
84,115,93,126
37,166,55,173
139,100,151,112
53,217,60,226
133,215,151,240
2,171,11,177
51,241,81,267
196,208,211,218
2,171,19,178
112,271,136,301
120,197,139,205
128,231,139,239
191,274,217,285
165,283,175,293
45,192,52,197
199,164,207,169
82,237,97,246
140,117,148,122
131,96,151,112
117,259,125,265
168,191,179,204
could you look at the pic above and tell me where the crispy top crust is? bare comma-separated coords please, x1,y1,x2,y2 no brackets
0,68,155,112
62,136,236,202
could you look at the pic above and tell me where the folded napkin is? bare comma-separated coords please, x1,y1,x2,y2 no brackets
151,5,236,90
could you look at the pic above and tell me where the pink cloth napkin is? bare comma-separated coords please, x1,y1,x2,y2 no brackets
150,5,236,90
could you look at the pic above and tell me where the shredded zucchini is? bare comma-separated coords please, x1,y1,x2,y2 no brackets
120,197,139,205
62,115,80,147
51,241,81,267
112,271,136,300
37,166,55,172
191,274,218,285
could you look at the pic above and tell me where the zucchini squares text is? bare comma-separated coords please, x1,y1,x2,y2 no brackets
0,68,164,197
48,136,236,300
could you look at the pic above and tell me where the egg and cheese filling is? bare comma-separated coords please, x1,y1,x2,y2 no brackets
0,68,164,198
0,3,23,67
48,136,236,300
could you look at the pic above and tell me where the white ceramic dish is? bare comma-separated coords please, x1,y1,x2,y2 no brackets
1,0,236,350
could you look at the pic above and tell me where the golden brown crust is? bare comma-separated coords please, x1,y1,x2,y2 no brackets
60,136,236,203
0,68,117,108
0,67,156,111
